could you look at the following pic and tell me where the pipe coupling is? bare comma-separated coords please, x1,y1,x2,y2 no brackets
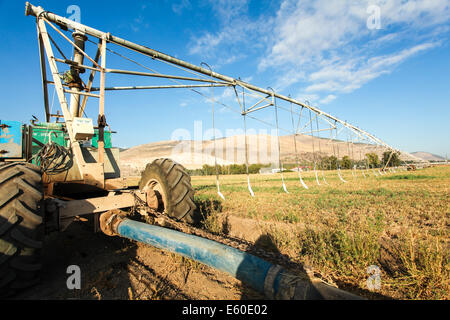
99,209,125,236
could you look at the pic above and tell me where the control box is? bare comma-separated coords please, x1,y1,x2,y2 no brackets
72,117,94,141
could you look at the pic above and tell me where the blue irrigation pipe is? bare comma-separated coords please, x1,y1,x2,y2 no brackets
108,216,363,300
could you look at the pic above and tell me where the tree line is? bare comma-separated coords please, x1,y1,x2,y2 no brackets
186,163,271,176
186,151,402,176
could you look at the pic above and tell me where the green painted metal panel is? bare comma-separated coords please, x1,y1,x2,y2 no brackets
32,123,112,148
32,124,67,146
92,130,112,149
30,123,113,165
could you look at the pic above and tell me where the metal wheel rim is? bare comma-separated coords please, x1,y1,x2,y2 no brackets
146,178,166,210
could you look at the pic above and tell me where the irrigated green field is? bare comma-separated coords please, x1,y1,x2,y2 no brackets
191,165,450,300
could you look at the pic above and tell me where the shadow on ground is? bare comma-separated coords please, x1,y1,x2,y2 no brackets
11,215,261,300
10,204,393,300
238,233,393,300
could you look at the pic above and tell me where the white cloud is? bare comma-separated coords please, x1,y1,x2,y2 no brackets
262,0,449,102
320,94,337,104
130,14,149,32
294,93,319,105
242,76,253,83
172,0,191,15
305,42,439,93
187,0,450,105
188,0,272,62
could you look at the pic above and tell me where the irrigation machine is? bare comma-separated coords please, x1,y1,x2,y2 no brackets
0,3,426,298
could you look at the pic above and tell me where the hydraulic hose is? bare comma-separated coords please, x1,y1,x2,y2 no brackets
100,212,363,300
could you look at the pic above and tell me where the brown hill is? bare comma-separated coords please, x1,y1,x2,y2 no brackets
119,134,402,175
410,151,445,162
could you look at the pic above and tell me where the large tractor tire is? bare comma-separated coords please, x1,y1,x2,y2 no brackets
0,162,44,297
139,158,197,224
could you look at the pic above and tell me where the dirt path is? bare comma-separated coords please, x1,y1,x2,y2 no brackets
13,219,264,300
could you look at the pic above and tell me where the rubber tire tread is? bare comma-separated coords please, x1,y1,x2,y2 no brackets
139,159,197,224
0,162,43,297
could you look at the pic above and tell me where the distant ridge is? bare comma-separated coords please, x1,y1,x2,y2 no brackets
410,151,445,162
118,134,423,175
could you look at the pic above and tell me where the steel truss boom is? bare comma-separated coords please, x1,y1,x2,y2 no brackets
25,2,426,163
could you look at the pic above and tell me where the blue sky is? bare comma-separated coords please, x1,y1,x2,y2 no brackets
0,0,449,157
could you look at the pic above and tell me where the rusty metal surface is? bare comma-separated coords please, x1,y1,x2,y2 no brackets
99,209,126,236
58,191,146,219
59,193,133,218
104,176,140,190
81,147,120,179
145,188,159,210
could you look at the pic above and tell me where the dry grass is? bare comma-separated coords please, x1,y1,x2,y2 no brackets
191,165,450,300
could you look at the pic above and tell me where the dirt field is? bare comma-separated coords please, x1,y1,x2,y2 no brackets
192,165,450,300
14,165,449,300
13,217,264,300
